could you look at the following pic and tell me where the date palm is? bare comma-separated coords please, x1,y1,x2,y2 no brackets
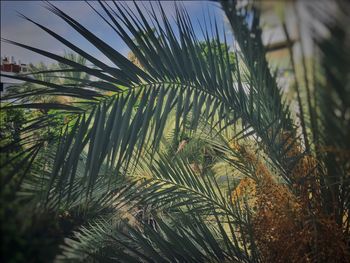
0,1,349,262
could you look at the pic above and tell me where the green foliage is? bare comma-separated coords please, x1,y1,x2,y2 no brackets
199,40,236,69
0,0,349,262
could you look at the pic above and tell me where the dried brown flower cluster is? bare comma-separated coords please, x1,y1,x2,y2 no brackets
231,135,349,262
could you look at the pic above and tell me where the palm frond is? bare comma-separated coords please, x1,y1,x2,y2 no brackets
58,211,255,263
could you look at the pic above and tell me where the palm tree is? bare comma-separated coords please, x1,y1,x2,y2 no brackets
0,1,349,262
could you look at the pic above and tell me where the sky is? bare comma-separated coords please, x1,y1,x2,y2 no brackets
1,1,232,67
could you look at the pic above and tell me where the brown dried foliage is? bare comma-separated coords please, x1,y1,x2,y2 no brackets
231,134,349,262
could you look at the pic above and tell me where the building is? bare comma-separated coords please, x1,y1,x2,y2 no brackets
1,56,28,73
0,56,27,98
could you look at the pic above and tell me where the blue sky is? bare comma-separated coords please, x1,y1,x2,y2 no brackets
1,1,232,67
